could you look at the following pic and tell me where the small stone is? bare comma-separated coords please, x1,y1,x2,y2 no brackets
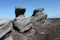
40,32,45,35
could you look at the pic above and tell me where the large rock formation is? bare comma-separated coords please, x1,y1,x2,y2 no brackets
12,7,48,40
13,6,33,33
12,6,60,40
0,6,60,40
12,18,60,40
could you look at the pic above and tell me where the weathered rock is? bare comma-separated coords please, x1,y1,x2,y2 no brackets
12,19,60,40
12,7,60,40
32,8,44,16
0,6,60,40
0,18,13,40
13,6,33,33
13,8,48,40
15,6,26,17
31,8,47,27
4,35,13,40
13,17,33,33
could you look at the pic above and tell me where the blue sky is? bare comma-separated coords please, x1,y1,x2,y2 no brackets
0,0,60,20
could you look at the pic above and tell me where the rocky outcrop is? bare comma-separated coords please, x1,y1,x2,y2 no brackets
0,6,60,40
0,18,13,40
12,18,60,40
12,7,48,40
12,6,60,40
